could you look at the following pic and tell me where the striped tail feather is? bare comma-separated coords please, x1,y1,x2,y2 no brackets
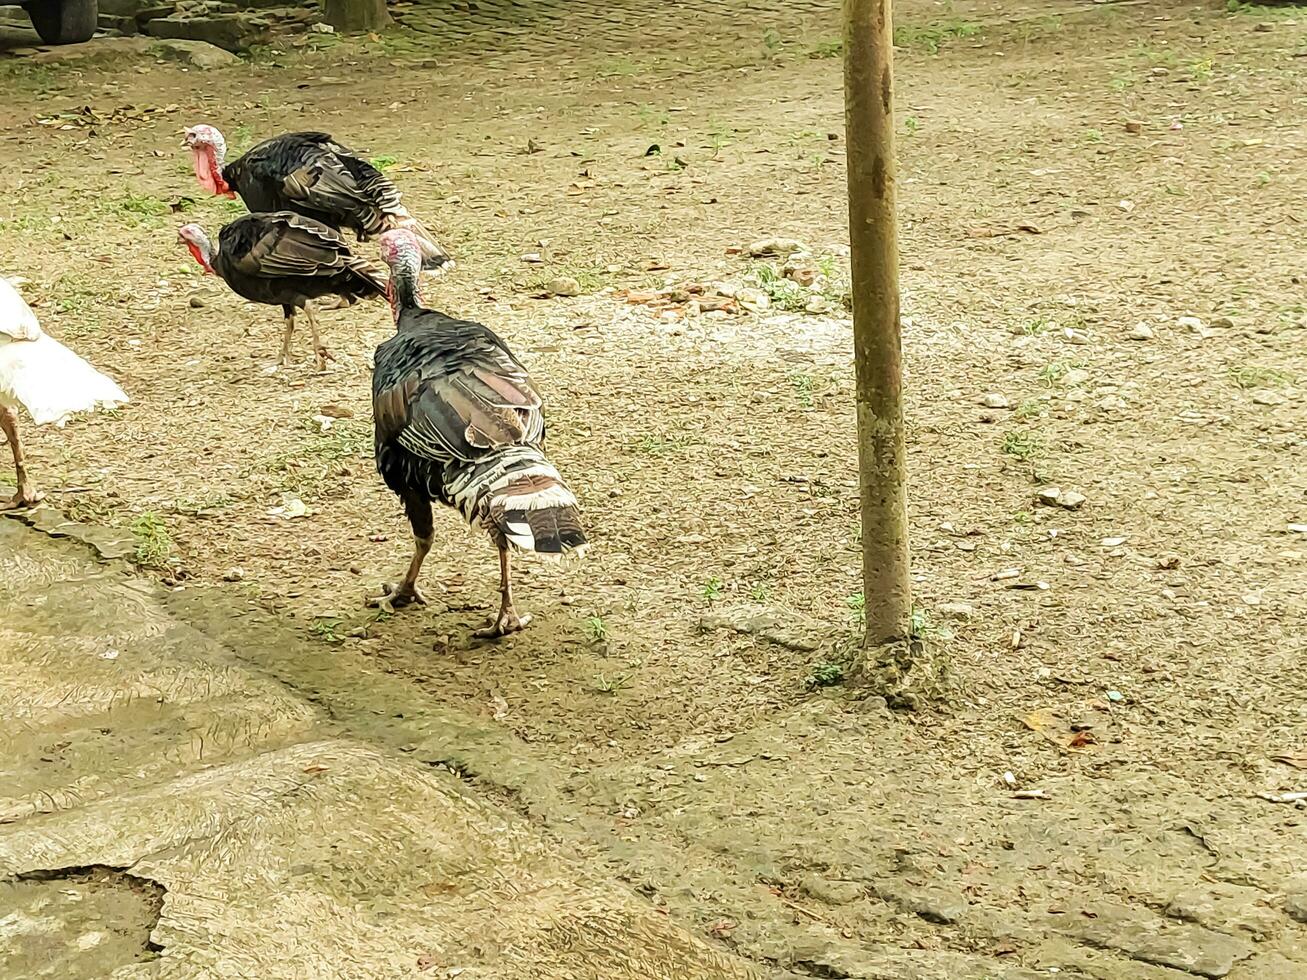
445,445,587,556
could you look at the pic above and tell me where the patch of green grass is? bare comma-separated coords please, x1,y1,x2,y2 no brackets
633,431,699,457
595,56,644,78
1187,57,1215,83
749,583,771,602
310,617,345,644
790,372,817,407
636,104,670,130
593,672,632,694
1229,365,1293,389
703,576,725,601
584,615,609,642
846,591,866,631
130,512,173,569
1021,316,1053,336
805,661,845,689
261,417,371,496
1083,128,1105,144
807,37,843,59
903,116,921,136
1226,0,1305,16
894,18,980,54
369,154,399,172
762,28,784,55
1038,360,1074,387
1014,399,1043,421
751,263,812,313
1002,430,1044,461
102,192,170,226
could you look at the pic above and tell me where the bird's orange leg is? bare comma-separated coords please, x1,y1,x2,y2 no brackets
0,407,43,510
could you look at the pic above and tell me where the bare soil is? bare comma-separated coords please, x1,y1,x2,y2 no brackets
2,0,1305,976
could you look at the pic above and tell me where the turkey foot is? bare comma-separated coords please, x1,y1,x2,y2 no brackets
475,605,532,639
2,486,44,510
367,581,427,615
303,305,334,372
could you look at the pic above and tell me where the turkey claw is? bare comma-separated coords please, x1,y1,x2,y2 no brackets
367,582,426,614
2,488,44,511
475,610,532,639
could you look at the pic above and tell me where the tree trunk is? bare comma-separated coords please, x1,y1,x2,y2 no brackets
323,0,390,32
843,0,914,685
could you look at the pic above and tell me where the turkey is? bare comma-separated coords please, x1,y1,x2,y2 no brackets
178,212,387,371
184,126,453,274
0,276,129,509
370,229,586,637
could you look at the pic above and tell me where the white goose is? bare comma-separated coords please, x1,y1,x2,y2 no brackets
0,276,129,509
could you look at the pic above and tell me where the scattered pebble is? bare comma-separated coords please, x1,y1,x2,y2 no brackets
1106,690,1124,703
189,295,206,308
520,252,543,263
980,393,1010,409
99,649,119,661
1252,390,1287,406
1037,487,1085,510
1178,315,1213,338
546,275,581,297
223,568,245,582
1289,523,1307,535
1101,537,1127,547
1064,368,1090,386
1063,328,1091,345
938,602,975,621
1210,316,1235,329
1127,323,1154,341
1124,120,1143,134
747,237,808,258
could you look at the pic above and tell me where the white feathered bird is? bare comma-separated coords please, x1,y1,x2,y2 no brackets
0,276,129,509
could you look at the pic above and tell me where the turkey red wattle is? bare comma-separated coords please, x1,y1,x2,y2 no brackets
190,144,233,198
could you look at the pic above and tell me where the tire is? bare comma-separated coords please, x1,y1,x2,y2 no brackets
26,0,98,44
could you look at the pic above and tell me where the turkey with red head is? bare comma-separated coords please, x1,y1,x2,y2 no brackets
183,126,453,274
370,229,586,637
178,211,386,372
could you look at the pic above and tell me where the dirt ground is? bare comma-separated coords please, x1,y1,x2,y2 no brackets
2,0,1306,976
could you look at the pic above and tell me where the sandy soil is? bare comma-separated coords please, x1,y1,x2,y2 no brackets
2,0,1305,976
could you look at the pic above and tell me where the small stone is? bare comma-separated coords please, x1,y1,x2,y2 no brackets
1063,327,1091,345
747,237,808,258
520,252,543,263
1098,395,1128,411
1251,390,1286,406
309,21,334,33
1106,690,1124,702
980,393,1009,409
783,264,819,287
1210,316,1235,329
1124,120,1143,134
1284,893,1307,924
804,295,832,314
189,295,206,308
1101,536,1127,547
736,287,770,313
1057,490,1087,510
1064,368,1091,386
546,276,581,297
938,602,975,621
1127,323,1153,340
799,874,865,907
1178,315,1213,338
223,568,244,582
1036,487,1063,506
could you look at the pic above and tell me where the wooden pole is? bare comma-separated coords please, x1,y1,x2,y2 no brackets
844,0,913,671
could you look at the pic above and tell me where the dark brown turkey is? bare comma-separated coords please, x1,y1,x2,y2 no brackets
178,212,386,371
369,229,586,637
184,126,452,273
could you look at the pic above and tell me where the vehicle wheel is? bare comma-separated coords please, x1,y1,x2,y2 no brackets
26,0,98,44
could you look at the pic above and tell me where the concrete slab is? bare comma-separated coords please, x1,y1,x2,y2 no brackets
0,517,760,979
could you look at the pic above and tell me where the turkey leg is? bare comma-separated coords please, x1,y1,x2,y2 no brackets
302,305,335,372
0,406,43,510
475,545,532,638
368,494,432,613
278,305,296,368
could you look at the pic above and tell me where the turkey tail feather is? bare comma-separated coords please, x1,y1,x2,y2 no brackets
445,446,586,556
